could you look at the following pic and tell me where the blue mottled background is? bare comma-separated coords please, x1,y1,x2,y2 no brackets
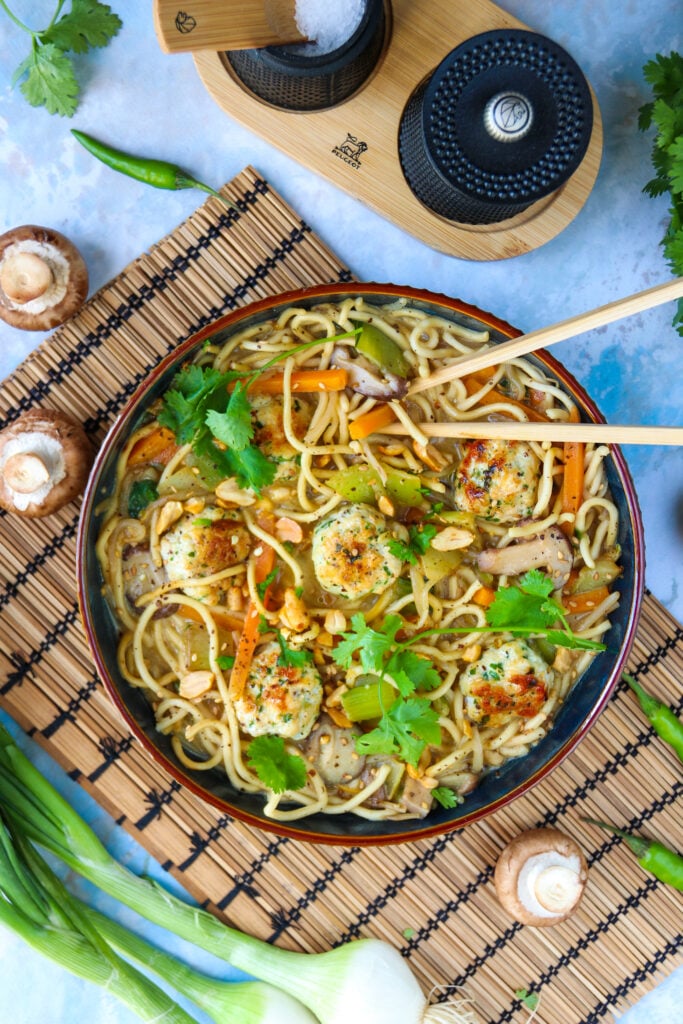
0,1,681,1021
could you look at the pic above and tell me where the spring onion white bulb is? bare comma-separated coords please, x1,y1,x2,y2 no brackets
0,723,471,1024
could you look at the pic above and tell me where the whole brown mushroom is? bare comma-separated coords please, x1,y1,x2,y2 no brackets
0,408,92,517
494,827,588,926
0,225,89,331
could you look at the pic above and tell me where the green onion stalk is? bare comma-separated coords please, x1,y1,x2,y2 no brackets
0,723,472,1023
0,816,199,1024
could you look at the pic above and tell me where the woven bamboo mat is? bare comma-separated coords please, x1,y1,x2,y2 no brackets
0,168,680,1024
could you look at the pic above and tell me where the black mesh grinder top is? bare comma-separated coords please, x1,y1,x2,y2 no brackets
225,0,386,112
399,29,594,225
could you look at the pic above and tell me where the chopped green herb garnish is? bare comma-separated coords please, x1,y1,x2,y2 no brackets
216,655,235,671
127,479,158,518
246,735,307,793
515,989,540,1012
402,927,416,940
256,568,278,599
388,522,438,565
275,633,313,668
432,786,461,809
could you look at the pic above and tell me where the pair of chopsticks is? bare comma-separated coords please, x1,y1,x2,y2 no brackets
385,277,683,446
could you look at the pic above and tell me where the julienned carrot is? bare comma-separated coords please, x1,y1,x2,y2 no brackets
127,426,178,467
231,369,348,394
177,604,244,632
473,585,496,607
560,439,585,536
228,539,276,700
349,403,397,440
562,585,611,615
461,372,549,422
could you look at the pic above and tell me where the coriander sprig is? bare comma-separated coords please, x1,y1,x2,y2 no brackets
158,327,359,493
639,51,683,335
4,0,122,117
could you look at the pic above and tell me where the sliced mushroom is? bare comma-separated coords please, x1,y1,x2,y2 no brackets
0,225,88,331
0,408,92,517
398,774,434,818
477,524,572,590
494,827,588,926
302,713,365,786
331,346,408,399
121,543,170,611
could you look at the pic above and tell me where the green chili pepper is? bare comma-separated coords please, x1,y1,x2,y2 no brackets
71,130,234,209
583,818,683,891
623,672,683,763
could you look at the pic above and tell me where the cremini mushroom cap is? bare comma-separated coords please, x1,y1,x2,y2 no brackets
494,827,588,926
0,225,89,331
0,408,92,517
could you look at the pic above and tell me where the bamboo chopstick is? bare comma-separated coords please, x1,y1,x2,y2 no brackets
380,419,683,445
408,276,683,395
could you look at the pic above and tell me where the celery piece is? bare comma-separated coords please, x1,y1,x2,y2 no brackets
354,321,410,378
342,676,398,721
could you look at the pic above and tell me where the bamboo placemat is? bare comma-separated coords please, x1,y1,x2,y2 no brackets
0,168,680,1024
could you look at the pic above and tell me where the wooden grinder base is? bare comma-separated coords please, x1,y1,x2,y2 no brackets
194,0,603,261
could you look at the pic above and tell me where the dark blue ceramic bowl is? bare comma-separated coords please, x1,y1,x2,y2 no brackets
77,283,645,845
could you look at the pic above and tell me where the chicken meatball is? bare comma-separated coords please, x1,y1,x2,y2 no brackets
452,439,540,523
159,505,250,600
233,641,323,740
459,639,552,727
251,394,311,460
312,503,403,601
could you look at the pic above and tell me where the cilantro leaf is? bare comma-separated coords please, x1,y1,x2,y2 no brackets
332,613,402,673
43,0,122,54
276,633,313,668
388,522,438,565
385,649,441,697
216,655,235,671
19,44,79,117
515,989,539,1012
256,568,278,600
206,381,253,452
246,736,306,793
432,786,461,809
356,697,440,767
158,365,231,443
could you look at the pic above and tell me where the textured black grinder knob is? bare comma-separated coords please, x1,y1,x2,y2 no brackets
399,29,593,225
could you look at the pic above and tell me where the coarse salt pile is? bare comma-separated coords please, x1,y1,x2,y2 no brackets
294,0,366,55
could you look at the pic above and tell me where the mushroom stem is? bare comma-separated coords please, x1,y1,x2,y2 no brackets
0,251,54,303
2,452,50,494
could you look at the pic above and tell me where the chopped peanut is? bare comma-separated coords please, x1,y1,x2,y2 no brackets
431,526,475,551
155,499,184,535
324,609,347,635
461,643,482,663
275,516,303,543
278,586,310,633
183,496,206,514
377,494,395,516
215,477,256,506
327,706,353,729
179,670,215,699
227,586,244,612
412,440,448,471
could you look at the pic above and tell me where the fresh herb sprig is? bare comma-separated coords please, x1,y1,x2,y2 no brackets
388,522,438,565
4,0,122,117
158,328,358,493
639,51,683,335
246,735,307,794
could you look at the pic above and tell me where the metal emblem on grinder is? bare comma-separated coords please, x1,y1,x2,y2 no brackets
484,92,534,142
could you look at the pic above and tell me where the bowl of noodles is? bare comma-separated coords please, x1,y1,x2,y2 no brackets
77,283,644,844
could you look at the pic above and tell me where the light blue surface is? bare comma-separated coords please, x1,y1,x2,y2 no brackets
0,1,681,1022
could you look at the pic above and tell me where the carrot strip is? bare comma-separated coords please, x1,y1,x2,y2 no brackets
177,605,244,632
232,368,348,395
128,426,178,467
462,372,549,422
228,537,276,700
349,403,397,440
563,585,611,615
560,439,585,536
473,585,496,607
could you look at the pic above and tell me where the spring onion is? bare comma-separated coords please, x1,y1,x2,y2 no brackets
0,722,471,1023
0,816,199,1023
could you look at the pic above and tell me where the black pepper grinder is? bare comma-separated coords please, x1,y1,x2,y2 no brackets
399,29,594,225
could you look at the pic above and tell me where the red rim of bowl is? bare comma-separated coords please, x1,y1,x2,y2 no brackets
77,283,646,845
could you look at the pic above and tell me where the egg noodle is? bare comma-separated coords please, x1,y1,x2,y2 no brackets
96,298,621,821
